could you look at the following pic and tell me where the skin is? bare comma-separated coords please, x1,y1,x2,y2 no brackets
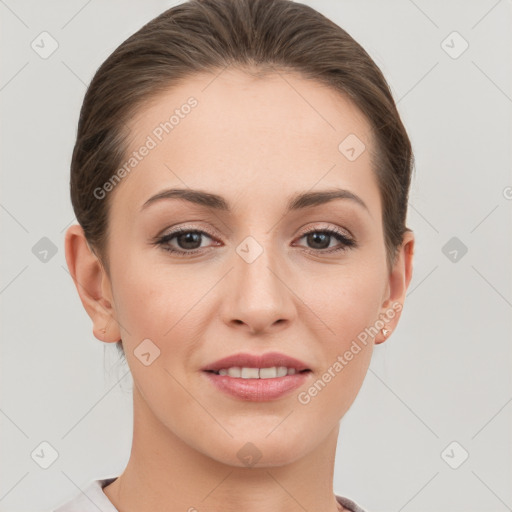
65,68,414,512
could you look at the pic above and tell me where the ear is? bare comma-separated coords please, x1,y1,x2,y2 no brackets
64,224,121,343
374,230,415,344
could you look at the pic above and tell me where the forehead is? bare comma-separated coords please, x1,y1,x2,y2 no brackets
111,68,380,218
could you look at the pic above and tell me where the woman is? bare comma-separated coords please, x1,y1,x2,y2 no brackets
56,0,415,510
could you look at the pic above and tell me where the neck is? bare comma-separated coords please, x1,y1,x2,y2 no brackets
103,386,346,512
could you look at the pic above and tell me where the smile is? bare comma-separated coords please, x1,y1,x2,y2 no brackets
206,366,309,378
203,368,312,401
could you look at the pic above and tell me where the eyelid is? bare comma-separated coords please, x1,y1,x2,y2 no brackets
156,223,220,240
298,222,354,239
153,221,357,259
156,222,353,243
293,224,356,252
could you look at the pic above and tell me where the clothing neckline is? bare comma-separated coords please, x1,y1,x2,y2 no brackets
93,477,368,512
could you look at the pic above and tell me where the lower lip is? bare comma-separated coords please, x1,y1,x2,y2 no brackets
203,371,311,401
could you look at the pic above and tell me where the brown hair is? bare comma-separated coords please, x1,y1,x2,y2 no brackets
70,0,414,359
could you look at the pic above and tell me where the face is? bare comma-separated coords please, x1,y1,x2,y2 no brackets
82,68,412,467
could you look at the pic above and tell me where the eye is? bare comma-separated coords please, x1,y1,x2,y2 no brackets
153,226,220,256
294,227,356,254
153,225,357,257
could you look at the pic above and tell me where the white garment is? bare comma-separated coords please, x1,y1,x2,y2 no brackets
52,477,118,512
52,476,369,512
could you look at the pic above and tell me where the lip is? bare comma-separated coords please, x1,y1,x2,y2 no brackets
203,371,311,401
201,351,312,402
201,351,310,373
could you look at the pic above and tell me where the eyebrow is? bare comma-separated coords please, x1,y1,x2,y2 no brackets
141,187,370,215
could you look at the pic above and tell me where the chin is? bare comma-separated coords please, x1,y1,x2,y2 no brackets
204,431,312,469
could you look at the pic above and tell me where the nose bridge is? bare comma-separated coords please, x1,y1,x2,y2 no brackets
238,234,282,297
221,232,296,333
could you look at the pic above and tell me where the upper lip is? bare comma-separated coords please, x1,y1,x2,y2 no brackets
201,352,310,372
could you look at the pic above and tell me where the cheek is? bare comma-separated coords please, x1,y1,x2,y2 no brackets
110,238,168,313
297,267,383,412
111,255,209,361
302,266,383,346
109,250,174,342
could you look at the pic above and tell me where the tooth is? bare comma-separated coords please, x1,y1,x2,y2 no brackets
241,367,260,379
259,367,278,379
277,366,288,377
220,366,297,378
227,367,241,377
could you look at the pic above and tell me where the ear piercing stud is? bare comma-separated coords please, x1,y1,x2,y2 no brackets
100,316,113,336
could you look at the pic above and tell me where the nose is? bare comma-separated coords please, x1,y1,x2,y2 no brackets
218,240,297,336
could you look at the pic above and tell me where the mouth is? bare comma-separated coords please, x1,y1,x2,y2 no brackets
204,367,312,378
201,352,312,401
201,351,311,374
202,366,312,401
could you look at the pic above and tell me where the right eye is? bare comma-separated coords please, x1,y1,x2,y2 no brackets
154,226,221,256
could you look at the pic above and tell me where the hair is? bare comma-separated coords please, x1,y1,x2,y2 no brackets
69,0,414,360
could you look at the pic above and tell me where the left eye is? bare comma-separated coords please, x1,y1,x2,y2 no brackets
294,229,356,253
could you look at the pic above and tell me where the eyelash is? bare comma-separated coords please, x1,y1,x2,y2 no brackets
153,225,357,257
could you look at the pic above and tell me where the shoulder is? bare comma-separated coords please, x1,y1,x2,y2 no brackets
335,494,370,512
52,477,119,512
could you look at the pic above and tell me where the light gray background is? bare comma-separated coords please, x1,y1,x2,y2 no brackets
1,1,511,511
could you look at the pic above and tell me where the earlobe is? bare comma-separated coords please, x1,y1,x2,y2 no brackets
64,224,121,343
375,231,415,344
